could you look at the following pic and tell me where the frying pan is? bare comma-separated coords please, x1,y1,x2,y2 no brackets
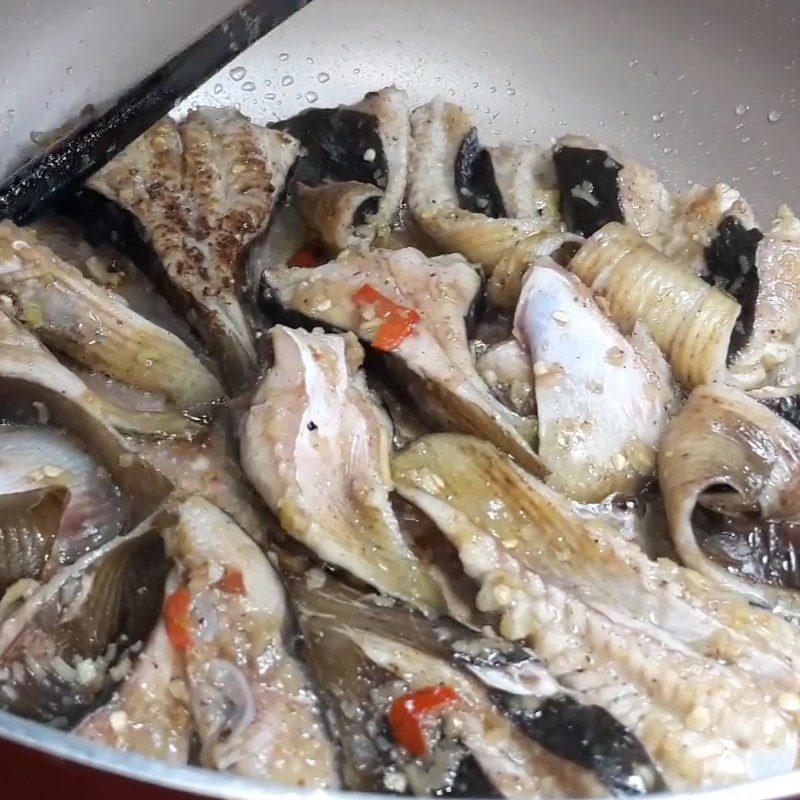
0,0,799,797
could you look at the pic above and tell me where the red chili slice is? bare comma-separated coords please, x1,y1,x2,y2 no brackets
388,686,461,757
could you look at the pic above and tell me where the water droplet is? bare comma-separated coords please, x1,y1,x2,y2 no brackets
741,136,752,144
353,68,361,75
279,53,289,61
306,57,314,65
768,109,782,122
306,91,319,103
735,104,749,116
281,75,294,87
242,81,256,92
772,169,783,177
265,79,272,86
448,89,456,96
489,86,497,95
506,87,516,96
663,146,673,154
652,111,665,122
628,59,639,67
213,83,223,95
266,93,277,101
317,72,330,83
65,66,74,75
472,81,479,89
229,66,247,82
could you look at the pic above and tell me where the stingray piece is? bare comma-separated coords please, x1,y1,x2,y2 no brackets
408,98,561,273
0,311,172,565
728,207,800,394
553,135,669,238
241,325,441,609
660,384,800,616
0,220,222,415
86,109,300,393
164,495,339,788
393,434,800,790
276,87,410,246
514,261,674,502
568,223,740,386
261,247,543,475
292,575,651,798
296,181,382,252
656,183,758,275
0,511,170,725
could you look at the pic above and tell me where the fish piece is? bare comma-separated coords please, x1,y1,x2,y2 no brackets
728,206,800,393
295,574,665,797
656,183,759,276
276,86,410,236
487,143,555,219
392,434,800,790
514,261,673,501
124,425,268,550
409,99,561,273
29,213,199,348
0,425,127,566
164,495,338,788
73,367,204,438
0,510,170,725
553,135,670,238
0,221,223,414
74,578,191,764
87,109,300,393
568,222,741,386
293,575,613,798
0,311,172,563
660,384,800,616
487,231,584,309
261,247,543,475
476,339,536,416
242,325,441,608
0,488,67,594
296,181,383,253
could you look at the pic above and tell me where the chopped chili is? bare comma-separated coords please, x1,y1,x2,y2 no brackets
388,686,460,757
351,284,421,352
288,242,329,268
216,568,246,595
164,587,193,650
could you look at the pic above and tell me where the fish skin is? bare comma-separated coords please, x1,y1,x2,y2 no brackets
87,109,300,394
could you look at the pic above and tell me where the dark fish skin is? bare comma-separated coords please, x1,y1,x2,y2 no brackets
764,394,800,429
291,576,662,797
703,215,763,359
352,193,381,228
273,108,387,188
692,505,800,591
493,693,667,797
0,487,67,593
0,518,169,726
553,146,624,236
454,128,507,219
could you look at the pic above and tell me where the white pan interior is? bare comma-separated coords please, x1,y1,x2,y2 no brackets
176,0,800,216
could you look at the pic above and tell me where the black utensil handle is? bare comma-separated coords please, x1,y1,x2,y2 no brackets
0,0,311,225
